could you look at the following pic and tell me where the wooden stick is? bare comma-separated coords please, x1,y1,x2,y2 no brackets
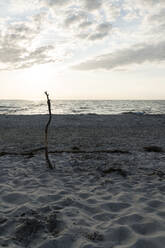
44,91,53,169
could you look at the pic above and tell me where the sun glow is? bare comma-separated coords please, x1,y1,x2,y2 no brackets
17,64,59,99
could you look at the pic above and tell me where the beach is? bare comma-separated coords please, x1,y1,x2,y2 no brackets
0,114,165,248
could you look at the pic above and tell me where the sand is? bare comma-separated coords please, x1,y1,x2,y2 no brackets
0,114,165,248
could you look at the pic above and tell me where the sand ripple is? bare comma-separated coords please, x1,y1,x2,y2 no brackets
0,150,165,248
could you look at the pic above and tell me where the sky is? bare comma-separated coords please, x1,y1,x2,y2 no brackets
0,0,165,100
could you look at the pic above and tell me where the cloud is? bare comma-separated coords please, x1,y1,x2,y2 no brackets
143,8,165,37
88,22,112,40
1,0,165,72
54,2,114,42
103,2,121,22
0,0,119,71
0,12,48,48
123,0,165,20
10,0,39,13
73,41,165,70
79,21,93,28
124,0,165,9
0,44,56,70
82,0,102,11
40,0,72,9
147,8,165,24
136,0,165,6
0,12,57,70
63,10,88,27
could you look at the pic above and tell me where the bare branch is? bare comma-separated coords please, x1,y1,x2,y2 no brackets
44,91,54,169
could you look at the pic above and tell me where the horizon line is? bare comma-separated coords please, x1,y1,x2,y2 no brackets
0,98,165,101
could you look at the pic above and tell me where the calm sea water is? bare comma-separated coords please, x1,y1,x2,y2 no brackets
0,100,165,115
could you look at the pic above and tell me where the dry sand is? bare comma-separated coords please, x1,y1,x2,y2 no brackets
0,114,165,248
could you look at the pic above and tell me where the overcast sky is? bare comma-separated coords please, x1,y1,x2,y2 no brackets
0,0,165,100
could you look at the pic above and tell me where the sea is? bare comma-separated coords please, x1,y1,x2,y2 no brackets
0,100,165,115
